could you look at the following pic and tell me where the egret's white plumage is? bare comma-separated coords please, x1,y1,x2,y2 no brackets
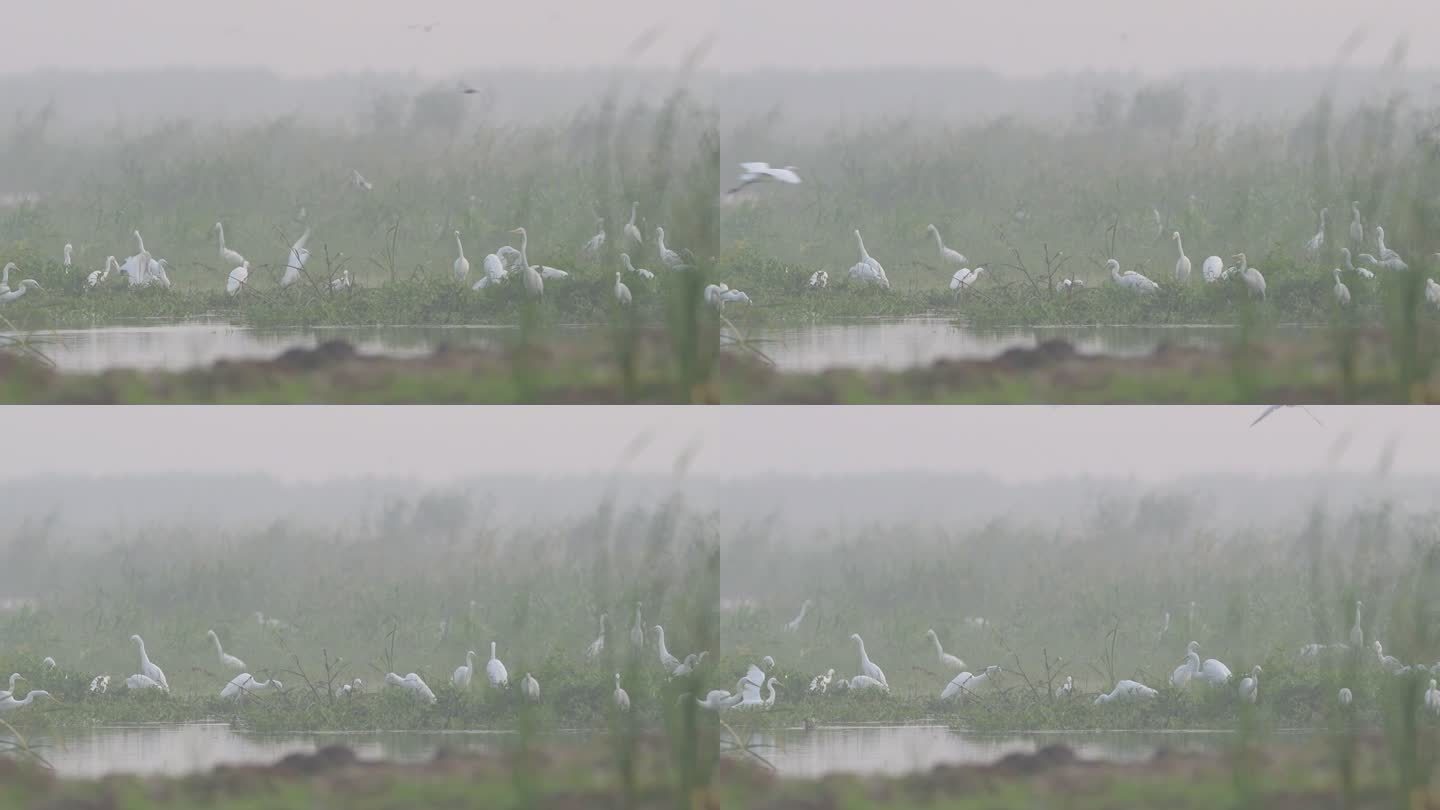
1339,687,1353,706
1426,680,1440,714
808,270,829,289
925,629,965,670
453,231,471,282
729,162,802,194
1056,675,1074,698
848,675,889,692
624,202,643,246
940,665,1000,701
63,243,73,269
1305,208,1327,260
809,669,834,694
785,601,813,633
0,674,22,700
1238,666,1261,703
582,219,606,260
927,224,967,268
1172,232,1192,282
1349,202,1364,244
1350,601,1364,649
385,672,437,704
587,614,608,660
131,634,169,692
1171,641,1200,688
1094,679,1158,704
849,230,890,289
453,650,477,689
226,261,250,295
656,227,685,270
221,674,282,701
0,279,42,303
613,673,631,711
949,267,984,292
1333,269,1351,307
654,625,681,672
486,641,508,688
1108,259,1160,293
511,228,544,299
631,603,645,648
614,272,632,305
0,690,52,713
125,674,163,691
215,222,246,267
1232,254,1266,299
522,673,540,702
621,253,654,281
281,228,311,288
207,630,246,671
850,633,888,686
1201,255,1224,283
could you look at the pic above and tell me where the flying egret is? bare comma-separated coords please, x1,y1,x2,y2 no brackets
623,202,643,246
453,650,477,689
728,162,802,194
925,629,966,670
1333,269,1351,307
630,603,645,648
280,228,311,288
63,243,73,269
1351,601,1364,648
941,665,1000,701
926,224,968,268
351,169,373,190
654,625,681,671
613,673,631,711
784,601,813,633
1171,641,1200,687
587,614,607,659
522,673,540,702
582,219,606,259
453,231,470,282
850,633,888,686
486,642,508,688
207,630,246,671
614,272,632,305
1172,232,1192,282
385,672,437,704
1094,679,1158,704
808,270,828,289
809,669,834,694
0,279,42,303
1201,255,1224,283
215,222,245,266
1238,666,1261,703
656,227,685,270
621,253,654,280
1349,202,1364,244
131,634,169,692
0,690,53,713
226,261,250,295
1305,208,1327,260
1232,254,1265,299
949,267,984,293
1108,259,1160,293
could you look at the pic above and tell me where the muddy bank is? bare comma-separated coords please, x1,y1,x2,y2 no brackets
0,328,1430,403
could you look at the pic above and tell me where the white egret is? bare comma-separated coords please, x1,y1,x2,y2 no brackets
1341,248,1375,279
486,641,508,688
42,657,55,671
759,677,779,709
654,625,681,671
1427,680,1440,714
848,675,889,692
656,227,685,270
351,169,373,191
587,614,607,660
226,261,250,295
926,224,967,268
623,202,643,246
949,267,984,293
719,289,752,307
221,674,282,701
614,272,632,305
671,654,700,678
1171,641,1200,688
621,253,654,281
1056,675,1074,698
728,162,802,194
1305,208,1327,260
925,629,965,670
511,228,544,298
125,674,163,691
63,243,73,269
281,228,311,288
1376,225,1401,262
1108,259,1160,293
1232,254,1265,299
849,230,890,289
336,678,363,697
0,262,13,293
582,219,606,259
740,664,766,706
453,231,471,282
1198,651,1233,686
1427,279,1440,309
497,246,525,276
385,672,437,704
522,673,540,702
1350,601,1364,648
476,253,505,290
0,279,41,303
1057,278,1085,292
808,270,828,289
1349,202,1364,244
1374,641,1404,674
86,256,117,289
131,634,169,692
89,675,110,694
132,231,152,288
762,655,775,670
207,630,246,671
631,603,645,648
850,633,888,686
1238,666,1261,703
330,270,353,291
784,601,813,633
809,669,834,694
452,650,477,689
941,665,1000,701
0,674,22,700
613,673,631,711
1339,687,1353,706
1152,208,1164,240
215,222,245,266
1094,679,1158,704
0,690,52,713
539,266,569,280
1201,255,1224,283
695,677,754,710
703,283,729,307
1172,232,1192,282
1333,269,1351,307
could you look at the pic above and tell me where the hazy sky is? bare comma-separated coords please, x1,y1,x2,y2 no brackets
2,406,1431,483
3,0,1434,75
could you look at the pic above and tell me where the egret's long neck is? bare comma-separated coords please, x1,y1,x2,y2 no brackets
797,602,808,621
855,638,867,662
931,228,944,253
855,232,868,259
216,224,226,250
628,203,637,226
1175,235,1184,257
931,634,944,658
456,234,465,260
517,232,529,266
136,233,146,253
623,255,635,273
1,264,11,283
490,642,497,658
137,640,149,666
212,635,224,655
657,230,667,252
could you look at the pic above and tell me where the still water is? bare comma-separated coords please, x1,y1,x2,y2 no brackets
3,319,1299,374
14,723,1288,779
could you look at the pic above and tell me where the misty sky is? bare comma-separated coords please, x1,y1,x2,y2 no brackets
3,0,1434,75
2,406,1432,483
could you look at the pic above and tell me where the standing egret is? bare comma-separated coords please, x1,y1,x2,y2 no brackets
0,690,52,713
510,228,544,298
1095,680,1158,704
385,672,437,704
132,231,151,288
1171,641,1200,687
1305,208,1327,260
453,231,471,282
809,669,834,694
941,665,1000,701
1342,248,1375,279
1108,259,1160,293
215,223,245,267
452,650,477,689
728,162,802,194
848,675,889,692
587,614,607,659
126,674,163,691
0,279,42,303
654,626,681,671
63,243,73,269
221,674,282,701
671,653,702,679
0,674,22,700
623,202,643,246
850,633,888,686
1374,641,1404,674
926,224,967,267
1427,279,1440,309
1333,269,1351,307
1339,687,1353,706
1232,254,1265,299
522,673,540,702
281,228,311,288
207,630,246,671
695,677,754,710
87,257,114,288
614,272,632,305
0,261,14,293
1172,232,1192,282
1425,680,1440,714
1238,666,1261,703
759,677,779,709
719,289,752,307
486,642,508,688
1376,226,1401,262
949,267,984,293
630,603,645,648
1350,601,1364,648
330,270,352,291
226,261,250,295
621,253,654,280
613,673,631,711
1201,255,1224,283
1349,202,1364,244
925,629,965,670
656,227,685,270
1056,675,1074,698
582,219,606,260
849,230,890,289
808,270,828,289
1198,649,1233,685
784,601,812,633
131,634,169,691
